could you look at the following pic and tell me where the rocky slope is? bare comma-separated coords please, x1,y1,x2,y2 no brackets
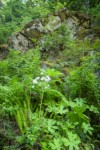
8,9,94,51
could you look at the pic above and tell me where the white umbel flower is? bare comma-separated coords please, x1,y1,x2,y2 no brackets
35,77,40,80
41,77,46,81
32,79,38,84
45,76,51,82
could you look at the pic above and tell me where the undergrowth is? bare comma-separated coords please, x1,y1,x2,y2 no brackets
0,47,99,150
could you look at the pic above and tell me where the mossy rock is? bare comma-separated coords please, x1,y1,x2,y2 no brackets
25,28,42,39
57,9,68,21
44,15,61,32
93,26,100,37
77,29,89,39
0,44,8,52
41,61,55,68
62,67,70,75
0,44,8,60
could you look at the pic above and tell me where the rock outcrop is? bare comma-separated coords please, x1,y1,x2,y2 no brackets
8,33,34,51
8,9,92,51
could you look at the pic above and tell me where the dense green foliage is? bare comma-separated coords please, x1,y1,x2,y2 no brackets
0,48,99,149
0,0,100,44
0,0,100,150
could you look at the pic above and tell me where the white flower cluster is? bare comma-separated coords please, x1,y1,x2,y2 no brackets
32,75,51,84
32,77,40,84
41,76,51,82
32,75,51,89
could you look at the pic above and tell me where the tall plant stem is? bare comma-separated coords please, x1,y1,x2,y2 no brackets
39,90,44,120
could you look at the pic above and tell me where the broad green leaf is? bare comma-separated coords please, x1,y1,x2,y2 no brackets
62,132,81,150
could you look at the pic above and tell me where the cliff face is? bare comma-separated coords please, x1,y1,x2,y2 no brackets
8,9,93,51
